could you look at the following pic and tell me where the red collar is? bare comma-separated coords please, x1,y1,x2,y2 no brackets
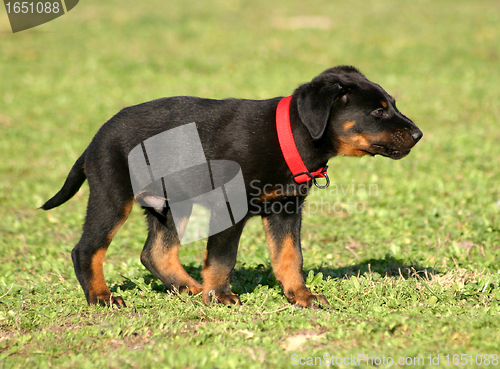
276,96,329,188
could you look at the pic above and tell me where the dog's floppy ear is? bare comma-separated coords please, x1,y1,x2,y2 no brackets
296,82,345,140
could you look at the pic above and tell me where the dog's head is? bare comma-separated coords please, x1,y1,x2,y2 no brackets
296,66,422,160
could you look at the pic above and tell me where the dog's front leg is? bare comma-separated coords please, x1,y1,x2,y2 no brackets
262,200,329,308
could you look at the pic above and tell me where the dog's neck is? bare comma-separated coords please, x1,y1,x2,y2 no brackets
278,96,330,184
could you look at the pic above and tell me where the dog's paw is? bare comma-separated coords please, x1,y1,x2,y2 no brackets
203,290,242,306
178,283,203,296
95,295,127,308
288,292,329,309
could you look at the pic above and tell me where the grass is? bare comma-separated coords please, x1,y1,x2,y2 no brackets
1,0,500,367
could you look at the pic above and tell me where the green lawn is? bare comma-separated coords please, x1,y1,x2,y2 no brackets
1,0,500,368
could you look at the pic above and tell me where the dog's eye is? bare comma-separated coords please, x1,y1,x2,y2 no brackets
371,108,385,117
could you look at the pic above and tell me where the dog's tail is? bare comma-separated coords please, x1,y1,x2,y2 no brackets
41,151,87,210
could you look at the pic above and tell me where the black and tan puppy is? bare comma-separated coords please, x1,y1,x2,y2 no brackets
42,66,422,308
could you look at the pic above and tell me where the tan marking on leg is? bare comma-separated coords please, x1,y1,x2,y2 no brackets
106,199,134,243
262,217,276,261
263,218,304,291
88,248,111,302
201,250,239,305
271,235,305,292
88,199,133,306
201,264,232,291
150,237,202,294
201,268,239,305
263,218,328,307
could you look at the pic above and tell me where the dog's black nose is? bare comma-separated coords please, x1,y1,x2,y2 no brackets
411,129,423,142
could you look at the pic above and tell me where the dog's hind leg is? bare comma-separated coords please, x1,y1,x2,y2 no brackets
71,192,134,307
201,220,246,306
140,210,203,295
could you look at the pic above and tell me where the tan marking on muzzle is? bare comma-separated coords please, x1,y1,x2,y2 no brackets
350,134,370,148
336,132,388,157
342,120,356,131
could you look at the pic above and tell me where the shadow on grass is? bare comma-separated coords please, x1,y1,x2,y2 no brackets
318,254,440,280
111,254,440,296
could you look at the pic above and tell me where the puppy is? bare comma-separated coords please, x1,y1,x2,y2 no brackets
42,66,422,308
